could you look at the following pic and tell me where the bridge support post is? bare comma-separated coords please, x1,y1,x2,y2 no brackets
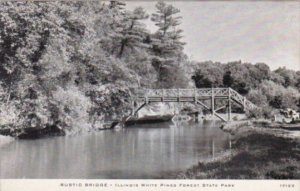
211,87,215,116
131,101,135,115
132,101,138,117
243,96,246,111
145,89,149,104
228,88,231,121
194,111,199,122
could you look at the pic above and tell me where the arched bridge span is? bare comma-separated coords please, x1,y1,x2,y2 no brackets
129,88,256,122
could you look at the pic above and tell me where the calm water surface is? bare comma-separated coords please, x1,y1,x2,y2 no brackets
0,121,230,178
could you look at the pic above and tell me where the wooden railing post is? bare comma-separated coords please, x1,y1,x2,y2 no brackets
194,88,197,103
228,88,231,121
145,89,149,104
211,87,214,115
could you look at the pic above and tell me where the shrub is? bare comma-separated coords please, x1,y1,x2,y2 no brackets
52,86,92,134
246,106,273,119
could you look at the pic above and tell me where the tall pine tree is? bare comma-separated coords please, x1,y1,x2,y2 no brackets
118,7,149,58
150,1,186,88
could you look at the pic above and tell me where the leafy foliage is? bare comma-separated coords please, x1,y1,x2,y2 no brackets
0,1,189,134
191,61,300,116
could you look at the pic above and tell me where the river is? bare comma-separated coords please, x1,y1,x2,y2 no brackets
0,121,231,179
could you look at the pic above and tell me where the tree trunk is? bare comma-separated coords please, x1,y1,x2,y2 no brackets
118,40,127,58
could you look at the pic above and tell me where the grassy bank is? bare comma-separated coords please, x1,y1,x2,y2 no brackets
176,122,300,179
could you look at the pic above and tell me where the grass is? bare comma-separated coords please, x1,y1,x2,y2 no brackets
176,132,300,179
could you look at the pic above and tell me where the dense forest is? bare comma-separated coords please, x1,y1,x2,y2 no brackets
0,1,299,135
191,61,300,118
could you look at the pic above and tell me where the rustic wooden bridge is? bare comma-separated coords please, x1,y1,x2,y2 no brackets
128,88,256,122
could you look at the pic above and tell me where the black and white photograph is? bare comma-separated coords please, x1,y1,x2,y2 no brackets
0,0,299,188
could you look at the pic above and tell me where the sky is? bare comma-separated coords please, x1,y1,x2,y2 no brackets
126,1,300,71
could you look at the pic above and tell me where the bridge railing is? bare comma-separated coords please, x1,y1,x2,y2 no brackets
132,88,257,110
133,88,231,98
229,88,256,109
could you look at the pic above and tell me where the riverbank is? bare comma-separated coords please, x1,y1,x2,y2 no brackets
0,124,66,139
0,114,174,139
176,120,300,179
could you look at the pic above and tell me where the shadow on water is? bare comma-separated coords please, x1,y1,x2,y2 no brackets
0,120,231,179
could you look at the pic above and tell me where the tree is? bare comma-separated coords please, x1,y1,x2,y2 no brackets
253,63,271,82
247,89,268,106
150,2,186,88
223,71,234,87
98,1,127,56
259,80,300,110
0,2,52,87
151,1,185,57
296,77,300,91
117,7,149,58
192,73,213,88
192,61,224,88
273,67,298,88
0,1,97,131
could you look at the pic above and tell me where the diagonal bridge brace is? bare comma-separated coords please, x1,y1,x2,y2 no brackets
196,100,227,122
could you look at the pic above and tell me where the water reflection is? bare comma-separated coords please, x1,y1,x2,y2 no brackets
0,121,230,179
